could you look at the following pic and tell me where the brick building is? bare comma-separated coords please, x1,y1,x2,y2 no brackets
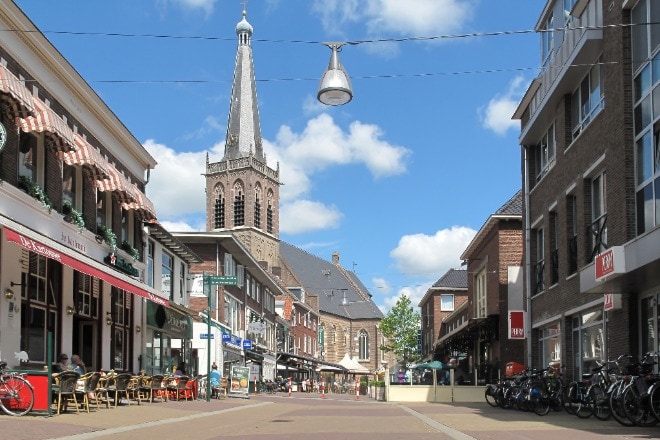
513,0,660,380
435,191,524,384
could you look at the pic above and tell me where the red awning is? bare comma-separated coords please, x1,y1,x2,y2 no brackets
4,227,168,307
17,96,77,152
0,63,35,118
96,163,138,205
122,187,157,221
61,133,112,182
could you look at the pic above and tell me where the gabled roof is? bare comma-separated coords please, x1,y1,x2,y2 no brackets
279,242,383,320
418,269,467,307
460,190,523,260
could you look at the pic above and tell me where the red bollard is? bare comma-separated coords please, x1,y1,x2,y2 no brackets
254,376,257,396
355,375,360,401
321,377,326,399
288,377,292,397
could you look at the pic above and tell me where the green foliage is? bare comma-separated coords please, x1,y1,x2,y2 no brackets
62,200,86,233
18,176,52,212
97,224,117,251
379,295,421,370
120,240,140,261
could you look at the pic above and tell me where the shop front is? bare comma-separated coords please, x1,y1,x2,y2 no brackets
144,301,193,375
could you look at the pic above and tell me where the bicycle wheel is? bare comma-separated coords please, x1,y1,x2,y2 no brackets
623,383,658,427
589,384,611,421
610,382,635,426
485,385,499,407
0,376,34,416
562,385,576,415
573,384,593,419
650,382,660,422
530,385,550,416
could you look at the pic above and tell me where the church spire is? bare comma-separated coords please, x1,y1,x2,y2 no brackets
223,7,264,162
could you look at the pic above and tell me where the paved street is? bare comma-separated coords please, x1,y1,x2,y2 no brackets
0,392,657,440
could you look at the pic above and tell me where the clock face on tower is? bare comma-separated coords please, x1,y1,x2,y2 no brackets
0,122,6,152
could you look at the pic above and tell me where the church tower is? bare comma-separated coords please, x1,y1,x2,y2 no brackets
205,8,280,270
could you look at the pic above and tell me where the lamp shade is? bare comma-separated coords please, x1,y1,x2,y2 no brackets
318,43,353,106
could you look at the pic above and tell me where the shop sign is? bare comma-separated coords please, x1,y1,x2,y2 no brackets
105,253,139,277
595,246,625,282
508,310,525,339
603,293,622,311
229,366,250,399
243,339,252,350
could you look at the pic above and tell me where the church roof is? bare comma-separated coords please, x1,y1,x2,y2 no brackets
279,241,383,320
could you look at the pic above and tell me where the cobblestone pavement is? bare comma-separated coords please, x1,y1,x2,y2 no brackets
0,392,656,440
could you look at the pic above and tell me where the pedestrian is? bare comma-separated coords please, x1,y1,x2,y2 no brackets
71,354,86,374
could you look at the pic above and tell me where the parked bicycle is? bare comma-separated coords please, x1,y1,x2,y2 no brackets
0,361,34,416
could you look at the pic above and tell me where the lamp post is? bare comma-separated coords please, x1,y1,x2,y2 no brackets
318,42,353,106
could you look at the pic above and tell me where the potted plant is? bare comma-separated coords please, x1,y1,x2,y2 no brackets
18,175,52,212
96,224,117,251
374,380,385,401
120,240,140,261
62,200,86,233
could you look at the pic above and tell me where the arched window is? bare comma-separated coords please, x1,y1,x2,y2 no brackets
214,184,225,229
233,181,244,226
358,329,369,360
254,185,261,229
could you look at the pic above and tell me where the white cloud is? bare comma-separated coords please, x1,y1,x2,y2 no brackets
143,139,207,222
146,113,408,235
390,226,477,277
265,113,410,205
479,76,527,136
382,283,431,313
173,0,215,15
312,0,474,37
371,277,392,295
279,200,343,234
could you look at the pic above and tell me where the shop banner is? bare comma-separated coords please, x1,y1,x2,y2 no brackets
229,365,250,399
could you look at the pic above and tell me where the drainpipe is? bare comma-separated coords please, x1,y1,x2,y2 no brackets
523,146,533,368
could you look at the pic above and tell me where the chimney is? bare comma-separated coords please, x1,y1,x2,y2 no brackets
332,251,340,265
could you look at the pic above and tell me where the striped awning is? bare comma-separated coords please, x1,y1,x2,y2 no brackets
96,162,138,204
17,96,76,152
61,133,111,182
0,63,36,118
122,188,157,220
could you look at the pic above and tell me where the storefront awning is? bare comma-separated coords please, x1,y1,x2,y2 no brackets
96,163,138,205
147,301,192,338
17,96,77,152
61,133,112,182
122,189,157,221
0,63,35,118
3,225,168,307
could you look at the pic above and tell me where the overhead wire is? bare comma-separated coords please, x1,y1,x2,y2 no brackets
3,21,657,85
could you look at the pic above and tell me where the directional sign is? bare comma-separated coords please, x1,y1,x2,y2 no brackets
200,333,214,339
205,275,238,285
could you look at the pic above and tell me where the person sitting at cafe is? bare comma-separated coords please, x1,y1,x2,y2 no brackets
174,362,186,377
71,354,86,374
53,353,70,373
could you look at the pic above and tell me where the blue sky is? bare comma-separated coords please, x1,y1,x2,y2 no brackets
16,0,544,312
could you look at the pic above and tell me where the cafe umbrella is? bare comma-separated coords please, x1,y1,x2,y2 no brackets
415,360,445,388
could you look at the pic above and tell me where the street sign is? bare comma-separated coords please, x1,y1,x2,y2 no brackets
243,339,252,350
205,275,238,285
200,333,214,339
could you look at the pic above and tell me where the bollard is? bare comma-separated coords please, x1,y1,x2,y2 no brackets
321,377,325,399
288,377,292,397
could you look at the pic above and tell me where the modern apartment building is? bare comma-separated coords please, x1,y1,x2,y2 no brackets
513,0,660,380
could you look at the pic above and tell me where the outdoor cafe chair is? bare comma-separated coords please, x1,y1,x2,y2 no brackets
140,374,167,403
52,371,81,415
108,373,134,407
183,376,196,401
167,376,189,401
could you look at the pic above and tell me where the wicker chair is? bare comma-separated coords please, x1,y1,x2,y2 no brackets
167,376,189,401
140,374,167,403
53,371,81,415
108,373,134,407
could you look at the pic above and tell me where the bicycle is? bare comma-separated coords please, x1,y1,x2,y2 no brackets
0,361,35,416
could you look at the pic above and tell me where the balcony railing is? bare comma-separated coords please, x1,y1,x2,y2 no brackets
534,260,545,295
587,214,608,262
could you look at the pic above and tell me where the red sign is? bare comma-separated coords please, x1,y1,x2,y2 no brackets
508,311,525,339
595,246,625,281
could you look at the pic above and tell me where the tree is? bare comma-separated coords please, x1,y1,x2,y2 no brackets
379,295,421,372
